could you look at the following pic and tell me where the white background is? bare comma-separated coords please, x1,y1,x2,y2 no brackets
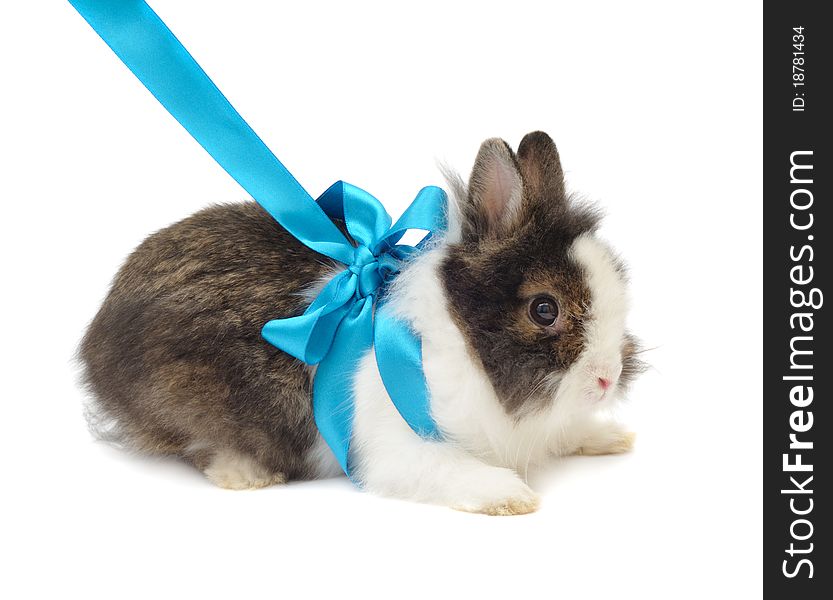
1,1,762,598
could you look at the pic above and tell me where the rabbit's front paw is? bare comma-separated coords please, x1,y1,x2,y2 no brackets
576,424,636,456
452,467,540,516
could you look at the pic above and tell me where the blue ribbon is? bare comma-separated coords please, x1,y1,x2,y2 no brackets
262,182,445,472
68,0,445,475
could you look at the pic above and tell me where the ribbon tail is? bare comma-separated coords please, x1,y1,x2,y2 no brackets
312,298,375,475
374,304,440,440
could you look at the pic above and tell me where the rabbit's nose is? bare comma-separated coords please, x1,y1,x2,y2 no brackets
597,377,612,391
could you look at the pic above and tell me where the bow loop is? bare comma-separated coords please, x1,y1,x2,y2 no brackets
317,181,392,248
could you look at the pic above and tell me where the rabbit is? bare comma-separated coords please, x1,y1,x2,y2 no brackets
79,131,643,515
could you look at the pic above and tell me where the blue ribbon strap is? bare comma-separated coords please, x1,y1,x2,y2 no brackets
68,0,446,477
68,0,351,264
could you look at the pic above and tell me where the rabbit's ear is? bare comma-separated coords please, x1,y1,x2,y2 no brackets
517,131,566,203
462,138,524,240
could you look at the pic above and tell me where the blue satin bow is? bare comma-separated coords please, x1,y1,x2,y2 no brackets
68,0,445,476
263,181,445,472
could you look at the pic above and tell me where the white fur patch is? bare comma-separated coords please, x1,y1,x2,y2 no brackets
568,234,629,389
537,234,629,426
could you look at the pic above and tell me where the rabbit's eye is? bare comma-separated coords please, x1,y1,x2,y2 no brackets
529,296,559,327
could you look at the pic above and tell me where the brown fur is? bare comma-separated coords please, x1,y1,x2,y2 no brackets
80,202,329,480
